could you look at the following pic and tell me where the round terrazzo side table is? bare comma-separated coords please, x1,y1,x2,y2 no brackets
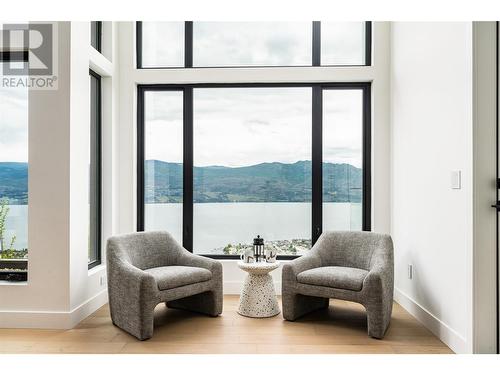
237,261,281,318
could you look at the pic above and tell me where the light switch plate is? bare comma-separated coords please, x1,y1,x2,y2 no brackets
451,170,461,189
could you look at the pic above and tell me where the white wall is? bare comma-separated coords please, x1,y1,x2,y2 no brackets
391,22,474,353
0,22,72,325
69,21,119,322
0,22,118,328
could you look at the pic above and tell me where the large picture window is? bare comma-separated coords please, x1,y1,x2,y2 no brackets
138,83,371,258
88,70,102,269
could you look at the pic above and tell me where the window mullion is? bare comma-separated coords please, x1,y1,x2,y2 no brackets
136,21,142,68
136,87,145,231
311,85,322,244
365,22,372,66
362,85,372,230
312,21,321,66
183,87,194,251
185,22,193,68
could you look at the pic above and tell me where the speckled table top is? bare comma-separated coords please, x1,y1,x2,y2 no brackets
237,261,280,274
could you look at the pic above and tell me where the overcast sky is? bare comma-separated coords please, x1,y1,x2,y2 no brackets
142,21,364,67
145,87,362,168
0,65,28,162
1,22,364,167
1,84,362,170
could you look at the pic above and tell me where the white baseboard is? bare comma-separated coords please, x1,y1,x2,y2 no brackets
394,287,468,353
69,289,108,327
224,281,282,295
0,289,108,329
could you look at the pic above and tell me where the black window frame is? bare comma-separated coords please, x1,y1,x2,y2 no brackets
91,21,103,53
88,69,102,270
136,21,372,69
137,82,371,260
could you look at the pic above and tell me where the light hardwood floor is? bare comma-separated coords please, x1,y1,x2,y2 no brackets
0,295,453,354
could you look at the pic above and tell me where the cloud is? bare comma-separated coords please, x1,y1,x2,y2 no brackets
323,89,363,168
141,21,365,67
321,22,366,65
144,90,183,122
144,86,363,168
0,84,28,162
193,87,312,167
192,22,312,66
141,22,184,67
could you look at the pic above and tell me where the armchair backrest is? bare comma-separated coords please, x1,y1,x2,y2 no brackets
107,231,183,270
314,231,393,271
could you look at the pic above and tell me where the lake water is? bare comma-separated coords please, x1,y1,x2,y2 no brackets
145,202,362,254
5,202,361,255
3,205,28,250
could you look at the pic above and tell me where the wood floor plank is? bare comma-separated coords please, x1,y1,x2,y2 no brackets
255,344,396,354
121,342,258,354
28,341,126,354
0,295,453,354
391,345,454,354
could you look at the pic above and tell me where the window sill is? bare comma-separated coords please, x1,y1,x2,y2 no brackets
88,263,106,276
0,280,28,286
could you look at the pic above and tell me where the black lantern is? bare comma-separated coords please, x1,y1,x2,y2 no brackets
253,235,264,262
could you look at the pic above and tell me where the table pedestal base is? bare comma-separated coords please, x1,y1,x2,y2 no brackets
238,273,280,318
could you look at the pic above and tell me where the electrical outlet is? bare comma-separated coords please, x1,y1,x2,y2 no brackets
451,170,461,189
408,264,413,280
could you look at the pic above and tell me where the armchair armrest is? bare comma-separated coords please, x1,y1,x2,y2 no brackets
108,260,158,302
364,242,393,286
282,252,322,285
176,249,223,276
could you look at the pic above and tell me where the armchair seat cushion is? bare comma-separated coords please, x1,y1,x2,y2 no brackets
297,266,368,291
144,265,212,291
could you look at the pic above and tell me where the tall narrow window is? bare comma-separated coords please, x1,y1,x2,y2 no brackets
322,89,364,231
90,21,102,52
193,87,312,256
0,59,29,280
142,90,184,243
88,71,102,268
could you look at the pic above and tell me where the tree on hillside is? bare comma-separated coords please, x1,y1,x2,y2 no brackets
0,198,17,256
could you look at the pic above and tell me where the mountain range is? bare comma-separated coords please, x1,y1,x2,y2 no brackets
0,162,28,204
0,160,362,205
145,160,362,203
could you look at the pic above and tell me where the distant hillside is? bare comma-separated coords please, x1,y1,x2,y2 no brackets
0,162,28,204
0,160,362,205
145,160,362,203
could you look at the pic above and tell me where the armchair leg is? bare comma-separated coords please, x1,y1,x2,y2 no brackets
167,290,223,317
282,291,329,321
365,303,392,339
110,303,155,341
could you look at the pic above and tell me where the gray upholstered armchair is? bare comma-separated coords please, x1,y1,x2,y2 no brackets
282,231,394,339
106,231,223,340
